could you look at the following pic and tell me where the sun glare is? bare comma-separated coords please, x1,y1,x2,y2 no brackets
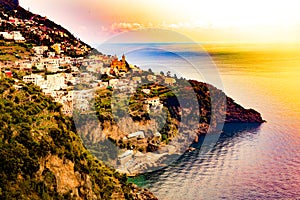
20,0,300,43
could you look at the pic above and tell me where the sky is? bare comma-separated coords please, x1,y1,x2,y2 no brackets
20,0,300,46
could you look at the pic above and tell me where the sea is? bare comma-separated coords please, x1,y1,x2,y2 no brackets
98,43,300,199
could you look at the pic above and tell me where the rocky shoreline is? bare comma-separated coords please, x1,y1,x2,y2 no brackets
225,96,266,123
116,145,182,176
116,122,265,176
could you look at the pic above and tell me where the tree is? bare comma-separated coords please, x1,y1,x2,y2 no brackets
148,68,153,74
174,73,178,80
167,71,171,77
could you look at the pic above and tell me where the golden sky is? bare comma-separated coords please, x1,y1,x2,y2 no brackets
20,0,300,45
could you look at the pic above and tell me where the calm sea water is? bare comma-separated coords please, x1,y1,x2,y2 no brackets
100,43,300,199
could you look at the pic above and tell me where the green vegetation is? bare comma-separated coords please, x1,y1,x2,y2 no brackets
0,77,153,199
90,67,264,154
94,89,114,123
0,40,33,61
91,76,215,152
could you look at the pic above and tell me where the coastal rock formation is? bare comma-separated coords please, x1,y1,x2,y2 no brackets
86,78,265,175
225,96,265,123
188,80,265,124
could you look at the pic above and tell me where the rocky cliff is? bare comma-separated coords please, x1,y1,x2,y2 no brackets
76,75,265,175
0,77,157,199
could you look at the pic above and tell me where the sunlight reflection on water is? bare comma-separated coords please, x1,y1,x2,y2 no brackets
128,43,300,199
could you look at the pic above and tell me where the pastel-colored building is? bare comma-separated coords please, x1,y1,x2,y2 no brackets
109,79,119,87
52,43,61,54
110,54,128,72
165,77,176,85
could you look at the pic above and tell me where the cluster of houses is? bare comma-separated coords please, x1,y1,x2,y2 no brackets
21,56,176,116
17,53,120,115
0,9,90,55
9,52,143,115
1,42,178,117
0,31,25,42
0,9,178,117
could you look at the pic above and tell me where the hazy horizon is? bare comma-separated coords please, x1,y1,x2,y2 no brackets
20,0,300,45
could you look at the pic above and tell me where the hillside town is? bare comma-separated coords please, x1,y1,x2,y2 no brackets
0,1,277,200
0,5,91,56
0,36,178,116
0,5,162,116
0,2,265,178
0,5,183,120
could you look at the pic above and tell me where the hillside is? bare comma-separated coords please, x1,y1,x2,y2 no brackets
0,3,92,57
0,76,157,199
70,70,265,175
0,39,32,61
89,71,264,154
0,0,264,194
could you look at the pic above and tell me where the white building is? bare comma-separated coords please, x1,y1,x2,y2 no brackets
0,31,25,42
40,58,61,72
19,60,33,70
128,131,145,139
32,46,48,55
47,52,56,58
12,31,25,42
117,150,133,165
145,97,160,106
46,74,66,90
23,74,44,86
109,79,119,87
142,89,151,94
0,32,13,40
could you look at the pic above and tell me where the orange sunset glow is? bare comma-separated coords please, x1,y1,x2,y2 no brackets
1,0,300,199
20,0,300,44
